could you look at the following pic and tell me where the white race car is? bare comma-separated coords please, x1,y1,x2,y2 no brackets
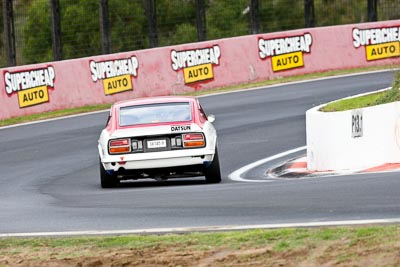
98,96,221,188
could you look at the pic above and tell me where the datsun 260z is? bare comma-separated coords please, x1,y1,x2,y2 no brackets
98,96,221,188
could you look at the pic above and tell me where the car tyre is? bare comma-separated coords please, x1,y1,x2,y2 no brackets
205,147,222,183
100,159,119,188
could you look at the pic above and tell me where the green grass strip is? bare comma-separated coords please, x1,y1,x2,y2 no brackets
321,91,386,112
321,71,400,112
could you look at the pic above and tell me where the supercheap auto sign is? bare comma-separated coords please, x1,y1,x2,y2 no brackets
171,45,221,84
90,56,138,95
353,26,400,61
4,66,55,108
259,33,313,72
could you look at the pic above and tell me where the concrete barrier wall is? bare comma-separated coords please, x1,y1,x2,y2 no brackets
307,91,400,171
1,20,400,120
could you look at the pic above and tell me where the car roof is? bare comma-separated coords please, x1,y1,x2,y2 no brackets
112,96,197,109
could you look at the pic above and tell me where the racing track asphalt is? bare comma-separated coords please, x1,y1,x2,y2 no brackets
1,70,400,234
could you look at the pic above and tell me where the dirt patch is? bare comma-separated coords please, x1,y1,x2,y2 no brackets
1,240,399,267
2,226,400,266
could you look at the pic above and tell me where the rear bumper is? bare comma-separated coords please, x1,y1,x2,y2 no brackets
101,148,215,172
111,164,207,180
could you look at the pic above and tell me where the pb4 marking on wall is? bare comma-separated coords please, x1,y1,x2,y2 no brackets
171,45,221,84
258,33,313,72
353,26,400,61
90,56,139,95
4,66,55,108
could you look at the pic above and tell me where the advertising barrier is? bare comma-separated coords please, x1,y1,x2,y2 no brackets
1,20,400,120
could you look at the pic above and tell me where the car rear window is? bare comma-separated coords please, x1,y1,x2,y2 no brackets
119,102,192,126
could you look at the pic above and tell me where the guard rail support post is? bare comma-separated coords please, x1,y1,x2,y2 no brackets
99,0,111,54
368,0,378,22
50,0,63,61
250,0,260,34
3,0,16,66
304,0,315,28
145,0,158,48
196,0,207,41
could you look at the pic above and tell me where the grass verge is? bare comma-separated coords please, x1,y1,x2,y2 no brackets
1,65,398,127
321,71,400,112
0,225,399,266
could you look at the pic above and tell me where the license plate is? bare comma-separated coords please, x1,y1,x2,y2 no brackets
147,139,167,149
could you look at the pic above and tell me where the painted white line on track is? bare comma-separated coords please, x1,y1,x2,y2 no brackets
228,146,306,182
1,218,400,238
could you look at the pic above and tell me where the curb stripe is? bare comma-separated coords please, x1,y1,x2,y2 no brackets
362,163,400,173
289,161,307,169
283,161,400,175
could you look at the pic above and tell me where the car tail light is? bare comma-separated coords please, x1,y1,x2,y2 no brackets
109,138,131,154
183,133,203,140
110,139,129,146
182,133,205,148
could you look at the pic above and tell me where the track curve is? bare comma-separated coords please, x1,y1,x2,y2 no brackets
1,70,399,234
